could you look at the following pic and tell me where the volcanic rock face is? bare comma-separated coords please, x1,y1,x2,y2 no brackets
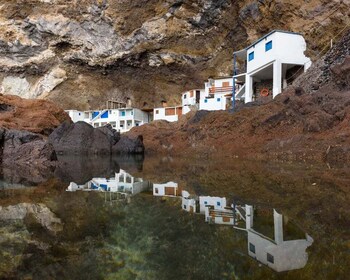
0,94,71,135
0,0,349,110
127,30,350,163
49,121,145,155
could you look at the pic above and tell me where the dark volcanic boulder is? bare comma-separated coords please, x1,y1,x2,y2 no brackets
49,121,113,155
49,121,143,156
0,128,57,183
112,135,145,154
96,124,121,145
0,129,57,165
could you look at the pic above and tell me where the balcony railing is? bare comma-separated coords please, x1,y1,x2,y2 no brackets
209,86,233,94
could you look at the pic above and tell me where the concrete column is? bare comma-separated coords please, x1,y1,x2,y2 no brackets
245,75,253,103
274,209,284,244
246,205,254,230
273,60,282,98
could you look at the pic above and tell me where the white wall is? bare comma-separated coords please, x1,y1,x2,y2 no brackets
153,182,179,197
246,32,310,74
66,110,85,122
153,107,179,122
199,196,227,213
199,94,227,111
182,197,197,213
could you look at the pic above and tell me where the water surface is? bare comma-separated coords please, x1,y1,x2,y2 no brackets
0,156,349,279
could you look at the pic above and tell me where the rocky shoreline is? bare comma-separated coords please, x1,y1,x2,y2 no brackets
0,94,145,183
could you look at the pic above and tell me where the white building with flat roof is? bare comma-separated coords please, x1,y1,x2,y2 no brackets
153,106,183,122
66,108,150,133
181,89,205,114
233,30,311,103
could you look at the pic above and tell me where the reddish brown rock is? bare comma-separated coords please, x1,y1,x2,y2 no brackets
0,94,71,135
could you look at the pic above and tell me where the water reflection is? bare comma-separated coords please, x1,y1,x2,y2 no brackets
67,169,150,204
1,156,323,278
149,182,313,272
67,170,314,272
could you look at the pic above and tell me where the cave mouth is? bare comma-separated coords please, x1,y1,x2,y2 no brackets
0,103,14,112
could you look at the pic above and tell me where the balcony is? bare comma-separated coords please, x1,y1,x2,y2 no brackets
209,86,233,94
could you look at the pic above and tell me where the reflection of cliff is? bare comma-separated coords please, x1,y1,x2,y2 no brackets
0,203,63,233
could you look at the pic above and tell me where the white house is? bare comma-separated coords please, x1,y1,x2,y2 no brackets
153,181,181,197
66,107,150,133
244,205,313,272
181,89,205,114
233,30,311,103
199,77,236,111
153,106,183,122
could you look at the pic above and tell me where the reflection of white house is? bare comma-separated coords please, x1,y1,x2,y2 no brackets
245,205,313,272
67,169,149,196
153,106,183,122
153,182,181,197
199,196,227,214
233,30,311,103
66,107,150,133
181,190,197,213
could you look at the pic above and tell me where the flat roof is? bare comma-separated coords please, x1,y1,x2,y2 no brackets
234,30,302,54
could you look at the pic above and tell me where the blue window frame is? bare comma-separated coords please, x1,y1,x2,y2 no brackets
120,111,126,117
217,201,221,206
92,111,99,119
204,99,208,103
204,201,208,205
265,40,272,52
248,51,254,61
217,98,221,102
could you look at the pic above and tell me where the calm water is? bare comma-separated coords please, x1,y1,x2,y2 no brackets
0,156,349,280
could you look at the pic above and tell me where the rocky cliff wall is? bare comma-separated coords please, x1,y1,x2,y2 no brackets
0,0,349,110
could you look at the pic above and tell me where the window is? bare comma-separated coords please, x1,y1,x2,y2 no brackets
183,94,187,99
155,188,159,194
217,201,221,206
183,205,187,209
155,110,159,114
248,51,254,61
101,111,108,119
267,253,274,263
120,111,126,117
249,243,256,254
265,40,272,52
217,98,221,102
78,113,81,116
204,201,208,205
204,99,208,103
131,111,133,115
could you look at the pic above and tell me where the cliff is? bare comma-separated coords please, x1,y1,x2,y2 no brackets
127,29,350,163
0,0,349,110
